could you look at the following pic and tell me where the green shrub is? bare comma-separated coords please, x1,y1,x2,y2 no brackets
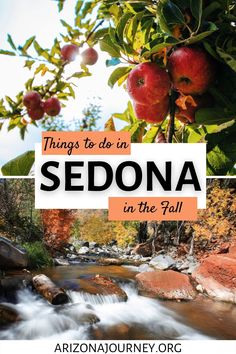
22,241,53,269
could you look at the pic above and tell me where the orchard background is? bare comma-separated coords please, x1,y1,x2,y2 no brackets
0,0,235,175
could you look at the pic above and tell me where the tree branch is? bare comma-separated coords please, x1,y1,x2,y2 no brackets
167,89,178,143
86,20,105,44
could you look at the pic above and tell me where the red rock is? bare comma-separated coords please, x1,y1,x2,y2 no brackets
216,242,230,254
79,275,128,302
228,244,236,258
192,255,236,303
136,270,196,300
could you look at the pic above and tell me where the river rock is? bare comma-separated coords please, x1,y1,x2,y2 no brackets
78,246,90,255
177,259,199,274
0,303,21,326
54,258,70,266
131,242,152,257
138,263,154,273
90,242,99,248
136,270,196,300
192,254,236,303
0,236,28,269
0,273,32,302
79,275,128,302
66,254,78,260
149,255,175,270
98,258,124,266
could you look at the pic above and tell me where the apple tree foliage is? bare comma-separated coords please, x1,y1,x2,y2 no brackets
0,0,236,176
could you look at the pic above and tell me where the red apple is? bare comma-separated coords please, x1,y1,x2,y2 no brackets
134,96,169,123
127,62,171,105
23,91,42,109
44,97,61,116
168,47,215,95
81,48,98,66
61,44,79,62
27,104,45,121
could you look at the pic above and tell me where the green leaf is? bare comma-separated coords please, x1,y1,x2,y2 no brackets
122,121,146,143
216,46,236,72
207,146,235,176
34,63,46,75
143,126,159,143
24,60,35,69
25,78,34,91
75,1,83,15
108,67,132,88
202,1,221,20
116,12,133,43
7,34,16,50
67,71,92,79
22,36,36,52
60,19,73,32
206,123,236,175
185,22,218,45
34,41,50,61
0,50,16,56
1,151,35,176
99,35,121,58
89,28,109,44
5,96,16,109
57,0,65,12
190,0,203,22
195,107,236,125
113,101,136,123
131,11,144,40
162,1,185,25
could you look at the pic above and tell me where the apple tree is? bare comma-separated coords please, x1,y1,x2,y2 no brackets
94,0,236,176
0,0,236,176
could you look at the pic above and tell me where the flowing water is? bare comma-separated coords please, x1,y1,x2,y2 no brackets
1,264,236,340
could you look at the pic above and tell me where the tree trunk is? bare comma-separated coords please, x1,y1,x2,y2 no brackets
32,274,69,305
138,221,148,243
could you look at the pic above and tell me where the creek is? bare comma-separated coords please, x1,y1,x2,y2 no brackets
1,264,236,340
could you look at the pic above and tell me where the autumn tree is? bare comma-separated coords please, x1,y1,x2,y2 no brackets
41,209,76,250
0,179,42,241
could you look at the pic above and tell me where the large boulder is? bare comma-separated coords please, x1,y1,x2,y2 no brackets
149,255,175,270
79,275,128,302
0,272,32,302
192,254,236,303
136,270,196,300
0,303,21,327
131,242,152,257
228,244,236,258
0,237,28,269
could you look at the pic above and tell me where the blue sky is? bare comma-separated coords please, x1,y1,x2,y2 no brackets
0,0,129,166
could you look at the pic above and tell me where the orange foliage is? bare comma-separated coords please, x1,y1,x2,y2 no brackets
41,209,76,250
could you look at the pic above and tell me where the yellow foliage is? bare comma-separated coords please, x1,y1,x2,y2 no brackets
192,181,236,242
72,210,137,247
